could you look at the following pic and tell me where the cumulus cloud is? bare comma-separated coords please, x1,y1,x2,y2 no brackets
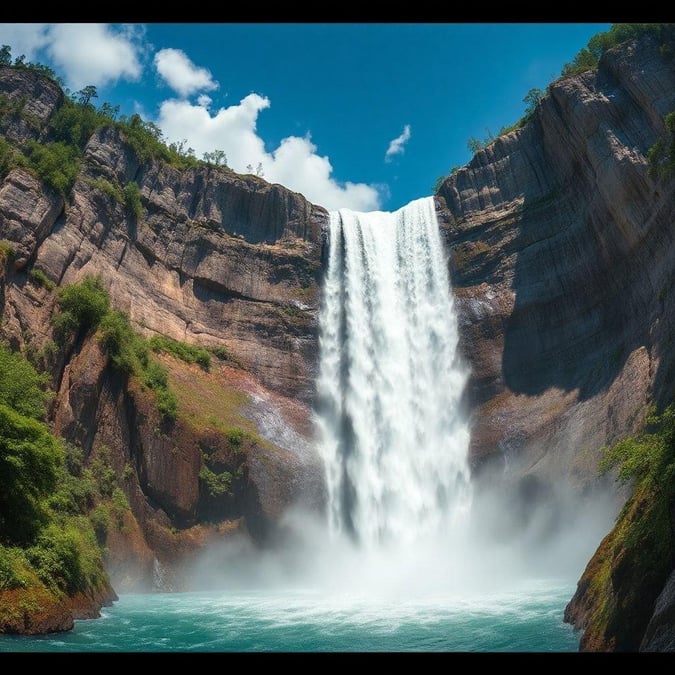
156,95,382,211
384,124,411,162
45,24,144,90
154,48,218,98
0,23,144,90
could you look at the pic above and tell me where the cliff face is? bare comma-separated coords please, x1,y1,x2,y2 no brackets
0,67,328,595
436,35,675,650
438,35,675,483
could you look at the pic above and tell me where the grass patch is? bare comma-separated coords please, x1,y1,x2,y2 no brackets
149,335,211,370
28,268,55,291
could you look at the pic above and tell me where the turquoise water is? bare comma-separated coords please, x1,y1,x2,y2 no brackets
0,581,580,652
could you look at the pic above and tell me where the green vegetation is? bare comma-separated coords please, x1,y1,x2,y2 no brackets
435,23,675,195
577,403,675,650
148,335,211,370
599,404,675,486
0,343,110,606
560,23,674,78
88,176,124,204
199,463,233,498
29,268,55,291
0,240,14,263
99,310,145,374
18,140,80,197
50,277,181,422
209,344,232,362
647,111,675,180
0,43,234,212
52,275,110,344
0,344,51,419
0,137,14,179
123,181,142,217
142,360,178,421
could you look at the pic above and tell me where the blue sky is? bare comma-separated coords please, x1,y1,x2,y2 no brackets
0,23,610,211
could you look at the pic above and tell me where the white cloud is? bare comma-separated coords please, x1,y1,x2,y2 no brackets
197,94,212,108
154,48,218,98
156,95,382,211
384,124,411,162
0,24,51,61
0,24,144,90
43,24,143,90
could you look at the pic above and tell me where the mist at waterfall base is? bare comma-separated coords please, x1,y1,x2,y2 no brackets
183,198,617,615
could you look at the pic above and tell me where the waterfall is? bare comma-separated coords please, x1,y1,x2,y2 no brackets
315,196,472,549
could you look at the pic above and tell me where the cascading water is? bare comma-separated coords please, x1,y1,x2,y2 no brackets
315,196,472,549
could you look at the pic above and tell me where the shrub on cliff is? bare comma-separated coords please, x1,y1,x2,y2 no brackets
53,276,110,344
647,111,675,180
0,343,109,609
18,140,80,197
570,403,675,650
0,403,63,545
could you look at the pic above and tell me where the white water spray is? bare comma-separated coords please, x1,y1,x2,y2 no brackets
315,197,472,549
188,197,618,601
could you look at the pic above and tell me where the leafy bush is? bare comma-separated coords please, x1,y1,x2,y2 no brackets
99,310,144,374
0,403,63,544
199,464,233,498
89,448,117,499
50,97,112,150
0,343,50,419
0,545,29,590
143,359,168,390
25,519,106,594
210,345,231,361
600,404,675,484
89,503,111,542
156,386,178,422
647,111,675,180
19,140,80,197
123,181,142,217
110,487,130,528
225,426,244,449
53,276,110,342
561,23,675,78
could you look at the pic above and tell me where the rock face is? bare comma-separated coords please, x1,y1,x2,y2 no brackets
641,570,675,651
438,35,675,481
436,35,675,650
0,67,328,595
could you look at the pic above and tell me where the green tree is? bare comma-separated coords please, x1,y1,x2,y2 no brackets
98,102,120,121
75,85,98,107
0,45,11,67
203,149,228,167
647,111,675,180
523,88,544,118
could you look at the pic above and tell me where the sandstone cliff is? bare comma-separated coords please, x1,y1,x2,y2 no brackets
0,65,328,598
436,34,675,650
